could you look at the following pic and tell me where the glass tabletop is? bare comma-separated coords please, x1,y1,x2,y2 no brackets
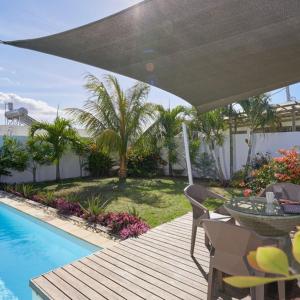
225,197,285,216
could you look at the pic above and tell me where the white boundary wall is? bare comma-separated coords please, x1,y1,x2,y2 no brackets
0,125,89,183
169,131,300,180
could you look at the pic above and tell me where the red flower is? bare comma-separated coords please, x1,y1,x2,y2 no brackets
243,189,252,197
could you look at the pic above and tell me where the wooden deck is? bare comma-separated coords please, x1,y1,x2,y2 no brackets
31,212,211,300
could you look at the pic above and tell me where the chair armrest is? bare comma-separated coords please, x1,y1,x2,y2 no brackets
187,196,209,212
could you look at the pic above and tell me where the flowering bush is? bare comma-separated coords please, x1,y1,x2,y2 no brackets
244,148,300,194
97,212,149,239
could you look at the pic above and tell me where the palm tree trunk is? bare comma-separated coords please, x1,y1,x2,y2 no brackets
244,130,253,178
209,143,225,184
119,154,127,184
168,148,173,177
56,159,60,181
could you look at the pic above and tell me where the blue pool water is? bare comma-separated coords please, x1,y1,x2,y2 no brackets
0,203,100,300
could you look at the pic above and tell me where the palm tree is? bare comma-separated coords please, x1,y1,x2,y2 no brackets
30,117,78,181
238,94,277,177
189,107,227,183
67,74,153,184
144,105,185,176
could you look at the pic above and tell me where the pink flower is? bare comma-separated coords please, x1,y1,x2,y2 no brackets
243,189,252,197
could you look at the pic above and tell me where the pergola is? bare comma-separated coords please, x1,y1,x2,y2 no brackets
2,0,300,184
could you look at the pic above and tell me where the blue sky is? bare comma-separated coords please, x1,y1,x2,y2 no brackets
0,0,299,123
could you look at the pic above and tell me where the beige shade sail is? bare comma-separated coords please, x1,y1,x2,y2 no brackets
2,0,300,111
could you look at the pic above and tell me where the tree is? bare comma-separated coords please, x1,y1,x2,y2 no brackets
238,94,277,177
72,138,90,178
144,105,185,176
189,107,227,184
223,104,239,178
67,74,154,184
0,136,28,181
26,137,54,182
30,117,79,181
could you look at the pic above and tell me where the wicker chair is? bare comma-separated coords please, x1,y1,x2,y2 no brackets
259,182,300,201
203,220,285,300
184,184,233,256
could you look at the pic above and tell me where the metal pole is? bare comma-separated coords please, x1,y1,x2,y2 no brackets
286,86,291,102
182,122,193,185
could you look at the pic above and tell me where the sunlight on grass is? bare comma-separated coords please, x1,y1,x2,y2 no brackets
33,177,241,227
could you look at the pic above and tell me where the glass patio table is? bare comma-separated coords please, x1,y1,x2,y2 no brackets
224,197,300,237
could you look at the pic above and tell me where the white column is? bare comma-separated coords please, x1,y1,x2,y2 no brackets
182,122,193,185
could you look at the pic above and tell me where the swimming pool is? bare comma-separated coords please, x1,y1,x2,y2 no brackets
0,203,100,300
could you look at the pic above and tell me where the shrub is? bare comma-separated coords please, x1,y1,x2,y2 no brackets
55,198,83,217
245,148,300,194
97,212,149,239
127,148,166,178
86,150,113,177
82,196,110,223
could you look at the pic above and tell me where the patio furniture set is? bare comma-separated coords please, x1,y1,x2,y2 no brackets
184,183,300,300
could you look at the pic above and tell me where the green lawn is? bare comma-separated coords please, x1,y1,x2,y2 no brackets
34,177,242,228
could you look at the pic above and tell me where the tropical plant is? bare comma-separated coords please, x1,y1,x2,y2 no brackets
127,147,166,178
86,145,113,177
72,137,90,178
189,107,227,183
26,137,54,182
67,74,154,184
82,196,110,222
144,105,185,176
30,117,79,181
224,232,300,292
0,136,29,180
238,94,277,177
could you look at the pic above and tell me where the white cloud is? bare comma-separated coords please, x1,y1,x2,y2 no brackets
0,92,58,123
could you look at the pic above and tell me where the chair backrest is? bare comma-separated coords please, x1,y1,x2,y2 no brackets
202,220,267,275
259,182,300,201
184,184,228,218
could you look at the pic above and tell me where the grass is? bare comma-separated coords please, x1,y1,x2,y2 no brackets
33,177,242,228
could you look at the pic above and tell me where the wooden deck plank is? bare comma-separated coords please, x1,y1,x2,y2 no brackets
43,273,88,300
30,277,70,300
31,213,211,300
76,258,161,300
114,242,204,283
53,268,106,300
69,261,141,300
93,253,183,300
109,245,208,297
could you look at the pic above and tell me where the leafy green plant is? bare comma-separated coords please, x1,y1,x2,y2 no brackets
67,74,154,184
128,206,140,218
82,195,110,222
26,137,54,182
86,147,113,177
127,148,166,178
30,117,79,181
21,184,35,199
224,231,300,288
143,105,186,176
0,136,29,180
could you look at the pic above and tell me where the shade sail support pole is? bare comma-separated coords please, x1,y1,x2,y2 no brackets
182,122,193,185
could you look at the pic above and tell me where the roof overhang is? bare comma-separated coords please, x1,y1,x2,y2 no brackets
2,0,300,111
